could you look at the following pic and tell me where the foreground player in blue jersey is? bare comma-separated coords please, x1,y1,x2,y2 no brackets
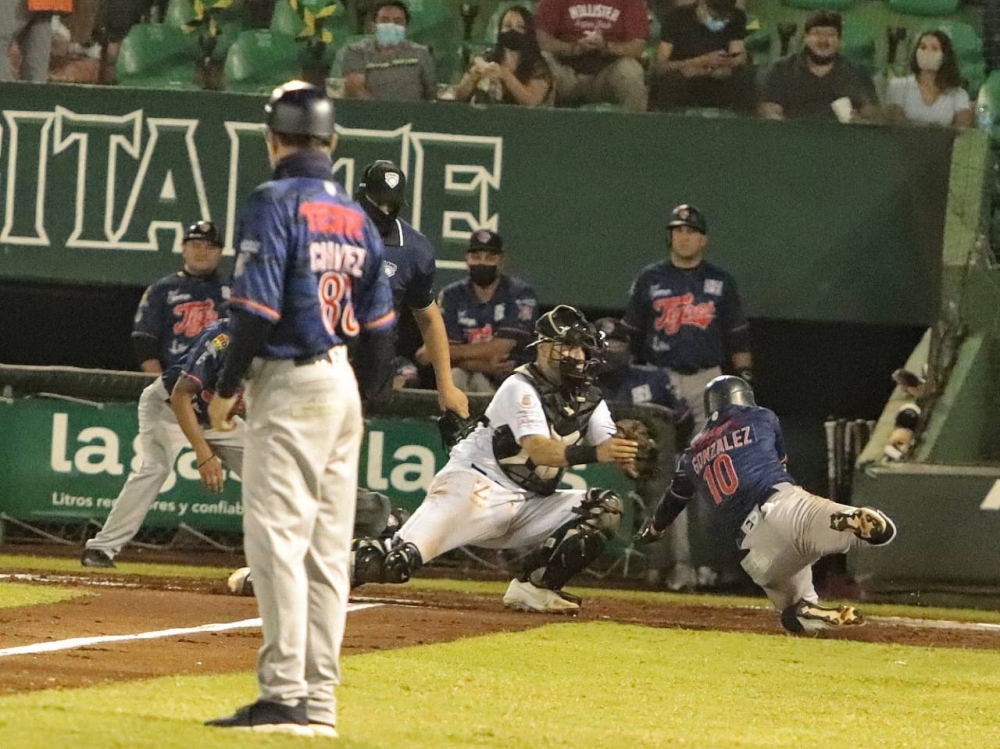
207,81,395,737
635,376,897,633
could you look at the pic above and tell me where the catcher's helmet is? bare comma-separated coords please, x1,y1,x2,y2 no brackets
358,160,407,209
667,204,707,234
533,305,604,388
704,375,756,415
265,80,336,139
183,220,223,247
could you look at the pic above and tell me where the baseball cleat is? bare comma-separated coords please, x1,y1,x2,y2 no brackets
80,549,116,568
781,600,865,634
503,579,580,614
309,722,339,739
205,699,313,736
830,507,897,546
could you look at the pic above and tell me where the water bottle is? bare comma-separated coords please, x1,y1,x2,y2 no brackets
977,101,994,132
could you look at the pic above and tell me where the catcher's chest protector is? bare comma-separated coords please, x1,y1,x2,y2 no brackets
492,365,602,496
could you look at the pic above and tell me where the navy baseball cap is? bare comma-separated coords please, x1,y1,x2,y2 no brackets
467,229,503,254
183,220,223,247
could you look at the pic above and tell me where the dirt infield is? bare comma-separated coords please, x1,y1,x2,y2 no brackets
2,573,999,696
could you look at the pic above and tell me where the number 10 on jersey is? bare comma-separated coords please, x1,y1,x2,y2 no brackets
702,454,739,504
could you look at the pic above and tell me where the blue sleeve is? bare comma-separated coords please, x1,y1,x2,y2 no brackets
624,272,650,357
182,329,229,391
496,284,538,340
230,189,288,323
439,287,464,342
133,283,165,340
770,410,788,464
353,216,396,331
720,273,750,353
404,236,436,311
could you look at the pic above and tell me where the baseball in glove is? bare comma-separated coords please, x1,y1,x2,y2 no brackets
615,418,659,480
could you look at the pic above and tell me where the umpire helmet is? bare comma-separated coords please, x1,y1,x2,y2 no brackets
183,220,223,247
265,80,336,139
358,160,407,209
533,305,604,389
667,204,707,234
704,375,756,415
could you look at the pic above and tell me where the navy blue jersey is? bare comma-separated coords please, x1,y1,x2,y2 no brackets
439,275,538,356
680,404,792,542
132,271,229,370
599,364,691,421
162,320,241,426
382,217,436,361
624,260,749,373
382,217,436,313
230,153,395,358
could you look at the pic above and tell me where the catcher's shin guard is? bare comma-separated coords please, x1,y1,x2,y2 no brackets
351,537,387,586
383,541,423,584
524,488,623,591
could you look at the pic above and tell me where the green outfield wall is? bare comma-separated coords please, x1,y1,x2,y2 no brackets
0,82,954,326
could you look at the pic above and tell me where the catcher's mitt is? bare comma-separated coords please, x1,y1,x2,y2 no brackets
615,418,659,480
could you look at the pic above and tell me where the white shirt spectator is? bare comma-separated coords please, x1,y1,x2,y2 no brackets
887,74,970,126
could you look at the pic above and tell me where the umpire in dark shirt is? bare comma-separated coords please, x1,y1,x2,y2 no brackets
357,160,469,417
758,11,876,121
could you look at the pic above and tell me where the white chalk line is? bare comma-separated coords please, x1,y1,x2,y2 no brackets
0,602,382,658
868,615,1000,632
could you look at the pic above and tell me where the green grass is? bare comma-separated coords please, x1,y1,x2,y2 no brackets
0,554,232,581
2,622,1000,748
0,582,87,609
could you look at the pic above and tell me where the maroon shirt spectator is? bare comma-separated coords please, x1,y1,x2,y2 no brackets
535,0,650,111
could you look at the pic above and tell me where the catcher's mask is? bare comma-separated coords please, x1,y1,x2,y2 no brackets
531,305,604,389
704,375,756,415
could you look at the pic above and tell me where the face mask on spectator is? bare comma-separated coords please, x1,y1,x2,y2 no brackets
468,264,499,287
702,15,727,32
375,22,406,46
916,49,943,71
498,29,528,50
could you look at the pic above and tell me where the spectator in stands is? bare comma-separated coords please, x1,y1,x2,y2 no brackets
436,230,539,394
886,31,972,128
649,0,753,112
758,11,876,121
342,0,436,101
0,0,61,82
455,5,553,107
535,0,649,112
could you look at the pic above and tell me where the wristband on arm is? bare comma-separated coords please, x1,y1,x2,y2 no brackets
565,444,598,465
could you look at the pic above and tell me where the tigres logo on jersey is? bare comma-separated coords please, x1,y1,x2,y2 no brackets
652,294,716,334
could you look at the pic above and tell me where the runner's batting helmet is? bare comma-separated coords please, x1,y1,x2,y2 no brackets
667,204,707,234
264,80,336,139
704,375,756,415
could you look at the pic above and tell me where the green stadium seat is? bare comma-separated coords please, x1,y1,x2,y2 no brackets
223,29,303,92
840,16,876,76
116,23,200,89
272,0,307,36
164,0,195,27
888,0,960,16
406,0,462,82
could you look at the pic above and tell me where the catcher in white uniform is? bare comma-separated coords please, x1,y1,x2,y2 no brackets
352,305,640,612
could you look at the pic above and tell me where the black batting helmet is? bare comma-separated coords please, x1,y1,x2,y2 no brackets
667,204,707,234
183,220,223,247
265,80,336,139
358,160,407,209
704,375,756,415
594,317,630,344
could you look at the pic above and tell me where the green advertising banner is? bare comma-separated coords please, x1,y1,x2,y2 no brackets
851,463,1000,590
0,396,634,541
0,82,953,325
